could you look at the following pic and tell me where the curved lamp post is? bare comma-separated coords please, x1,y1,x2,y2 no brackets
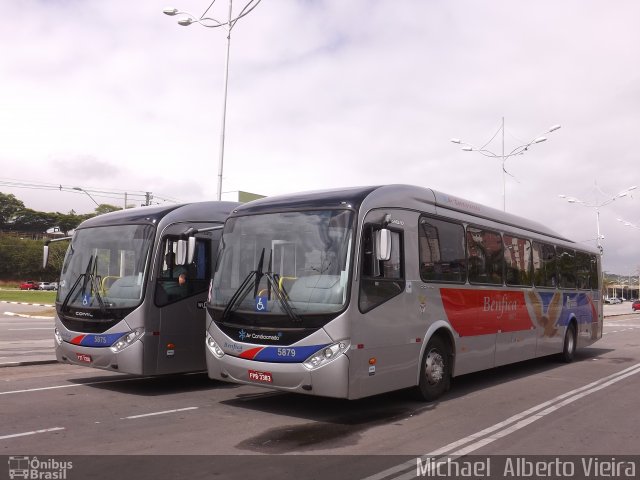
163,0,262,201
559,184,637,255
73,187,100,207
451,117,561,211
617,217,640,300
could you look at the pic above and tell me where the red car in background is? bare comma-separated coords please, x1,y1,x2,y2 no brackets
633,300,640,312
19,281,39,290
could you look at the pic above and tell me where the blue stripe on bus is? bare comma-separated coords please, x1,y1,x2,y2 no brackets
69,333,127,347
249,344,330,363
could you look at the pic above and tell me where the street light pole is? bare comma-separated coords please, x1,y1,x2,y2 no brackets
72,187,100,208
617,218,640,299
451,118,560,211
559,184,637,255
164,0,262,201
216,0,233,203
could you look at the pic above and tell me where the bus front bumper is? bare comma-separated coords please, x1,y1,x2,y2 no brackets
55,340,144,374
206,351,350,399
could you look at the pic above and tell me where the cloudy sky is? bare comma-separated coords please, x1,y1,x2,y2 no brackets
1,0,639,277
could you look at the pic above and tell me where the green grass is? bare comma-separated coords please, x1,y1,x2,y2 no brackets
0,289,57,304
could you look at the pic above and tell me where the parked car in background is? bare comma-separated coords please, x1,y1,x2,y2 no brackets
633,300,640,312
37,282,57,291
19,281,39,290
605,297,622,304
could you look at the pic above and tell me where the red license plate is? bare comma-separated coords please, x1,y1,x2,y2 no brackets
76,353,92,363
248,369,272,383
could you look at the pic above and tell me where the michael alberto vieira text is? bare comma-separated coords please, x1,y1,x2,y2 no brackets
416,457,637,477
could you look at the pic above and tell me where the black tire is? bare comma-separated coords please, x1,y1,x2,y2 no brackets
560,323,576,363
416,336,451,401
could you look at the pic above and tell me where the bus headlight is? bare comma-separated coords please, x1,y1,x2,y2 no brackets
206,332,225,358
54,328,63,346
110,328,144,353
303,341,349,370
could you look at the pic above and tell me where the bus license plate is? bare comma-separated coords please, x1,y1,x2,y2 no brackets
76,353,92,363
248,369,272,383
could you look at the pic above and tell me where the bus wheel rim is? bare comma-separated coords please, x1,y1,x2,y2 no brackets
425,349,444,385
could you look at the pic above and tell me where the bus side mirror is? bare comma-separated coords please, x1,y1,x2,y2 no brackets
43,245,49,269
375,229,391,261
187,236,196,264
176,240,187,265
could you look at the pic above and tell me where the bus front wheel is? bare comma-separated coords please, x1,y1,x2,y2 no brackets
417,336,451,401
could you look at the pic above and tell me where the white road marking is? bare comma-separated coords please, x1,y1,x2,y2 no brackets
364,363,640,480
8,328,52,331
0,427,65,441
0,376,153,396
121,407,198,419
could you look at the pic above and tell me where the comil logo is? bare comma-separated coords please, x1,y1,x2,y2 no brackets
8,456,73,479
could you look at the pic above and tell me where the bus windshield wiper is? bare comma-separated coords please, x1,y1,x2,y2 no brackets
264,272,301,323
264,251,301,323
60,255,105,313
221,249,265,321
219,248,301,323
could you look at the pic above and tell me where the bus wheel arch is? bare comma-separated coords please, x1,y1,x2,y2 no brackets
560,319,577,363
416,329,454,401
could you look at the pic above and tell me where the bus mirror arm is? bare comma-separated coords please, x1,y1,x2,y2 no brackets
42,236,72,269
179,225,224,265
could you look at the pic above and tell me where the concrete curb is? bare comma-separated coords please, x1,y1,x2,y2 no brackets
4,311,55,319
0,359,58,368
0,300,55,307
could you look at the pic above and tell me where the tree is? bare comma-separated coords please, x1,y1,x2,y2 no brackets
94,204,121,215
54,211,90,235
10,208,57,232
0,192,26,228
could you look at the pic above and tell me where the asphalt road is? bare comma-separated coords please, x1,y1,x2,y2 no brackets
0,302,54,365
1,304,640,479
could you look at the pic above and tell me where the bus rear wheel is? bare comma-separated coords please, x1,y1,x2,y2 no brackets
560,323,577,363
416,336,451,401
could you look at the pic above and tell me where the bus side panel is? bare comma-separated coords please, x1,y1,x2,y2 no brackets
155,293,207,374
589,294,603,345
349,209,423,399
528,291,599,357
493,288,537,367
349,293,424,399
440,286,497,375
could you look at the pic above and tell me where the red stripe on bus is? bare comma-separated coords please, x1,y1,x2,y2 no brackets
240,347,264,360
441,288,534,336
70,335,86,345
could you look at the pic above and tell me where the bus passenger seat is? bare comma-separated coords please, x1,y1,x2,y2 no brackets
288,275,343,305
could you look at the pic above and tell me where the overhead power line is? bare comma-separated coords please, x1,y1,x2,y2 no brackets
0,178,180,206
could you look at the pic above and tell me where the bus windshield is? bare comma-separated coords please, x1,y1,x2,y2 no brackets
211,210,354,319
58,224,155,310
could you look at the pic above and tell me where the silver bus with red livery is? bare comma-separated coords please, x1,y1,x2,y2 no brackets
203,185,602,399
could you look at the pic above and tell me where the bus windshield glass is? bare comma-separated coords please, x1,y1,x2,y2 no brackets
211,210,354,318
57,224,155,310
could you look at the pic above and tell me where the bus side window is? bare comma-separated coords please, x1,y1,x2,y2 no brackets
419,216,466,283
155,236,211,306
558,248,577,289
533,242,557,288
467,227,503,285
504,234,532,286
359,225,405,313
